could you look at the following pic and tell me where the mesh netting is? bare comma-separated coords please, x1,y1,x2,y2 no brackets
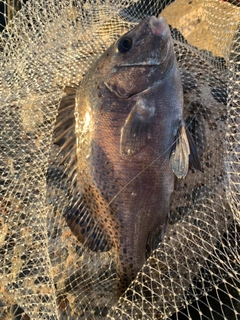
0,0,240,319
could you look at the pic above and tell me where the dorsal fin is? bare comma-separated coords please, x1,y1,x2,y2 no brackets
53,86,111,252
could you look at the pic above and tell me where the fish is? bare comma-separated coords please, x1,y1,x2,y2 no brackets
53,16,202,296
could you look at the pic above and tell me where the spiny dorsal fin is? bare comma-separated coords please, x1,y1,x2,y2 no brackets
53,86,111,252
64,195,111,252
64,85,78,95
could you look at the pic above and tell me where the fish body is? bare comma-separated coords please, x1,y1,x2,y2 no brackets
54,16,201,295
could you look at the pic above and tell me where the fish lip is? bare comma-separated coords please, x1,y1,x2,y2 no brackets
149,16,168,37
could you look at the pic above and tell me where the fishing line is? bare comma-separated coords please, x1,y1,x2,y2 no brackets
107,109,201,206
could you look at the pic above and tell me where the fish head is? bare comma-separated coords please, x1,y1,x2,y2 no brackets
104,16,175,98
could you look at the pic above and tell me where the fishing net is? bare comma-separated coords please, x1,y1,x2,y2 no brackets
0,0,240,319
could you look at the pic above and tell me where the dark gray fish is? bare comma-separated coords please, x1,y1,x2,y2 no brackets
53,16,201,296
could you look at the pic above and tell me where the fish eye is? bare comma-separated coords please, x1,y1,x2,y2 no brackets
117,37,133,53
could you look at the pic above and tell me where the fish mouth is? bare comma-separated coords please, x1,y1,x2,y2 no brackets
149,16,168,37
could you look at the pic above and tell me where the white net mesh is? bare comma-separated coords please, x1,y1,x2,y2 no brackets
0,0,239,319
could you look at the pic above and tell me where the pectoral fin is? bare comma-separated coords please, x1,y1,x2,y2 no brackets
185,126,202,172
120,99,155,156
170,124,201,179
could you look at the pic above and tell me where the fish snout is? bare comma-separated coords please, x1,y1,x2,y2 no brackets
149,16,168,37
